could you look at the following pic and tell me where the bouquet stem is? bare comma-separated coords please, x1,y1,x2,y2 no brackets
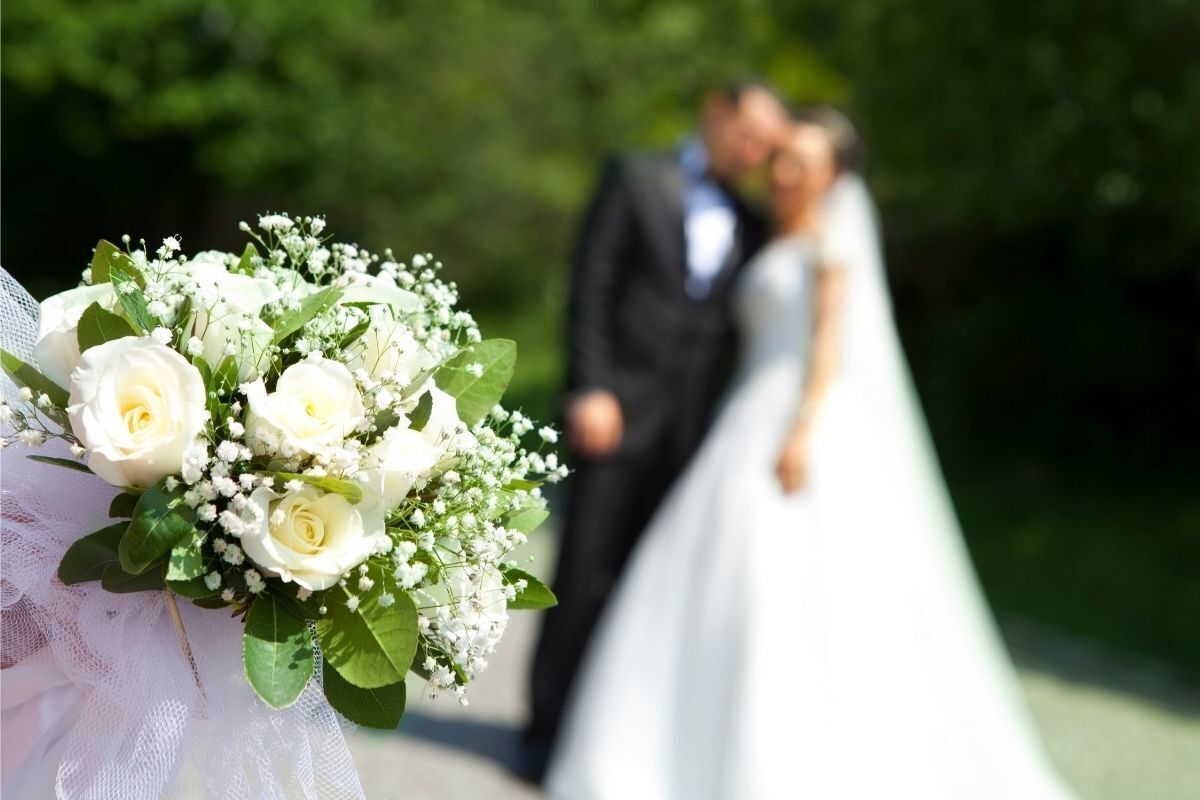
165,589,205,700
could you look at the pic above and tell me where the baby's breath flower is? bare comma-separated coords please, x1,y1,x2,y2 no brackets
18,429,44,447
244,569,266,594
222,543,245,565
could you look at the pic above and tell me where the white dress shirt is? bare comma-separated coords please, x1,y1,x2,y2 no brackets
680,139,738,299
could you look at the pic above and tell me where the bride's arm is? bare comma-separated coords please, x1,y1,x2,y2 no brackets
776,256,846,492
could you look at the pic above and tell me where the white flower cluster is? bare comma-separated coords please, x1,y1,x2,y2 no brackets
2,213,563,699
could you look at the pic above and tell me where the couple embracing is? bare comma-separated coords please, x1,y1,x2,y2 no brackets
526,82,1077,799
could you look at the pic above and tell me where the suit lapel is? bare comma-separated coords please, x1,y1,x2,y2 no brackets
639,153,688,280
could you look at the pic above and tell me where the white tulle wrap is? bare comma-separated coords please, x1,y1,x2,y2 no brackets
0,268,366,799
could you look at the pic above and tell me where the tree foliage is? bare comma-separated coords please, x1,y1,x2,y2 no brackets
3,0,1197,666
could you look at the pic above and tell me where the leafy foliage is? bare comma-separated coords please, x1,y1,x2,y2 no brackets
118,477,197,575
5,0,1195,671
321,661,406,729
435,339,517,426
58,523,125,585
76,301,136,351
315,562,419,689
0,348,69,409
502,567,558,611
243,593,315,709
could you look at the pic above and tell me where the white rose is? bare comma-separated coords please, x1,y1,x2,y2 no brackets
347,308,438,384
181,252,280,312
180,255,280,380
419,384,475,465
33,283,119,387
338,272,420,311
363,426,441,509
185,307,274,381
240,486,387,590
245,357,364,457
67,336,207,488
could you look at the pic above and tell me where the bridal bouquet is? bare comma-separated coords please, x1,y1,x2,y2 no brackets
0,214,562,729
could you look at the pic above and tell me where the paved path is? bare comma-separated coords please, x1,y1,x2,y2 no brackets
349,534,1200,800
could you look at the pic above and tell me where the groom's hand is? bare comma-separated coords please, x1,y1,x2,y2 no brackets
567,390,623,459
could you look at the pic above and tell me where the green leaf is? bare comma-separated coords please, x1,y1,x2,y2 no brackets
76,301,136,352
193,356,223,424
407,391,433,432
90,240,143,287
339,318,371,348
101,561,166,593
272,286,342,344
503,506,549,535
322,660,405,729
192,595,231,609
398,357,450,401
367,408,402,444
504,478,543,492
406,638,466,684
166,538,205,582
27,454,92,475
409,638,434,679
166,574,219,600
502,567,558,610
316,563,418,689
58,522,126,585
118,478,197,575
109,491,139,518
213,355,239,395
0,348,70,409
172,297,192,346
434,339,517,426
243,593,315,709
109,265,159,332
234,243,259,275
200,354,240,425
270,472,363,504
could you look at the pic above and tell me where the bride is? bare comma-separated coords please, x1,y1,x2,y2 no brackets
544,111,1077,799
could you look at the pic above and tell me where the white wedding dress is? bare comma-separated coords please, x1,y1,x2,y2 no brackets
544,176,1076,800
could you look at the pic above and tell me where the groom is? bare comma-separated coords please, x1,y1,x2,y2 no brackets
523,81,789,779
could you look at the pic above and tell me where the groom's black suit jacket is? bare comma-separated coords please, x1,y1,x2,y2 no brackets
566,150,766,458
529,148,766,749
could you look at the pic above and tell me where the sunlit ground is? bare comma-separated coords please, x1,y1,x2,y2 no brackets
349,527,1200,800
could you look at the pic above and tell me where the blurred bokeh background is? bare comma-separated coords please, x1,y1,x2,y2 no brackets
3,0,1197,700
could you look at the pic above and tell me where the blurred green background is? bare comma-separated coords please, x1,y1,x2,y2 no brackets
3,1,1197,675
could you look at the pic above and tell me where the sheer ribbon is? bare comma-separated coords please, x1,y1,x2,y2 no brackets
0,268,365,799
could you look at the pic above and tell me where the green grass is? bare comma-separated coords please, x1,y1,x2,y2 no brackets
952,471,1200,678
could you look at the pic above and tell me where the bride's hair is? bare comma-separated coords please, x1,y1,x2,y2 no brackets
795,105,863,173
